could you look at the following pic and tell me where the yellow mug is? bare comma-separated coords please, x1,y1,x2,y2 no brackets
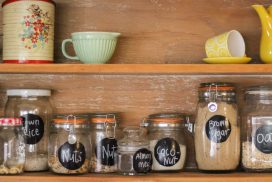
205,30,245,58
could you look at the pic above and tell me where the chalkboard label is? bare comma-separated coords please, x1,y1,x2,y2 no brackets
95,138,117,166
58,141,86,170
154,138,180,167
205,115,231,143
21,114,44,144
133,148,152,173
254,125,272,154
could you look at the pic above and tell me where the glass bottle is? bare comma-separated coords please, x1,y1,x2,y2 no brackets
48,114,90,174
5,89,52,171
194,82,240,171
147,113,187,172
0,118,25,175
117,127,152,175
89,113,121,173
242,86,272,172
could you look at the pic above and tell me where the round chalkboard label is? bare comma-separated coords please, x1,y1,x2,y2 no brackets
58,141,86,170
154,138,180,167
95,138,118,166
133,148,152,173
21,114,44,144
254,125,272,154
205,115,231,143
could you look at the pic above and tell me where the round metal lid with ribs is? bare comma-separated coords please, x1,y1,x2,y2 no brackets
2,0,56,7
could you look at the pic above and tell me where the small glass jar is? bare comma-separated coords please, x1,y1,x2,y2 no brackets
147,113,187,172
117,127,152,175
194,82,240,171
4,89,53,171
89,113,121,173
0,118,25,175
242,86,272,172
48,114,90,174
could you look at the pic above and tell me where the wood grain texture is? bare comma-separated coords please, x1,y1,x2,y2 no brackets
0,0,270,63
2,172,272,182
0,64,272,74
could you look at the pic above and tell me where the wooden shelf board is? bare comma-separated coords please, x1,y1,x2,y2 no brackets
1,172,272,182
0,64,271,75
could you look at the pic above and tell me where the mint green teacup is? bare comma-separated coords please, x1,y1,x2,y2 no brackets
62,32,121,64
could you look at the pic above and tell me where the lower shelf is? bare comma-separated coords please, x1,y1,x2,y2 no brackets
1,172,272,182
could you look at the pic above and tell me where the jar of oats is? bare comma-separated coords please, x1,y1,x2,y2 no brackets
242,86,272,172
48,114,90,174
89,113,121,173
194,83,240,171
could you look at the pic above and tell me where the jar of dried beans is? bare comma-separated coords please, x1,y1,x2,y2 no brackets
48,114,90,174
89,113,121,173
242,86,272,172
194,83,240,171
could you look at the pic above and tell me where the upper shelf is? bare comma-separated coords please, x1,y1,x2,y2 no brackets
0,64,271,75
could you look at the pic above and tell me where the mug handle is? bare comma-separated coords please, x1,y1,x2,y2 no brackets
61,39,79,60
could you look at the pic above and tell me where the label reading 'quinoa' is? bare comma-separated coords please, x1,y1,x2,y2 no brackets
205,115,231,143
254,125,272,154
95,138,118,166
154,138,181,167
58,141,86,170
133,148,152,173
21,114,44,144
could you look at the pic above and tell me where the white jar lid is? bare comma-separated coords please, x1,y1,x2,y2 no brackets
7,89,51,97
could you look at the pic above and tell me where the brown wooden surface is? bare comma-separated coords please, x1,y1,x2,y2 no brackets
0,0,270,63
1,172,272,182
0,64,272,74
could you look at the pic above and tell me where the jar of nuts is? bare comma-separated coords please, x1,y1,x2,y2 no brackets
48,114,90,174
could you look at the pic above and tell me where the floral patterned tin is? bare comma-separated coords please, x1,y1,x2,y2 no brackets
2,0,55,64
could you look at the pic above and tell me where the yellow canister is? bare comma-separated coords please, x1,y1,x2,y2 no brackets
2,0,55,64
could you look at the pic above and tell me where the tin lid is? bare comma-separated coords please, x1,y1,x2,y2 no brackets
0,118,22,126
199,82,235,91
2,0,56,7
147,113,185,128
7,89,51,97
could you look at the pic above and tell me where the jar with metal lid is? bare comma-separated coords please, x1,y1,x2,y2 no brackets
4,89,53,171
0,118,25,175
89,113,121,173
48,114,90,174
147,113,187,172
117,126,152,175
241,86,272,172
2,0,55,64
194,82,240,171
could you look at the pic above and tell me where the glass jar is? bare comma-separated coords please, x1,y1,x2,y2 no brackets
242,86,272,172
117,127,152,175
194,82,240,171
0,118,25,175
89,113,121,173
4,89,53,171
147,113,187,172
48,114,90,174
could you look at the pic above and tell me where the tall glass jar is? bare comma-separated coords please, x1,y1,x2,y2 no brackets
89,113,121,173
48,114,90,174
117,127,152,175
0,118,25,175
4,89,53,171
194,82,240,171
241,86,272,172
147,113,187,172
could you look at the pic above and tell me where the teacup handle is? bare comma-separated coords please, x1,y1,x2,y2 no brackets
61,39,79,60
